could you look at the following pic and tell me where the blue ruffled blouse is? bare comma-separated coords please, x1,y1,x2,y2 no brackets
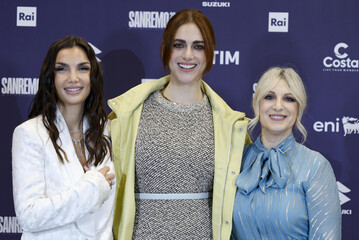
232,134,341,240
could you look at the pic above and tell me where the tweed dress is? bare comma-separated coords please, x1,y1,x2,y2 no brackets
133,90,214,239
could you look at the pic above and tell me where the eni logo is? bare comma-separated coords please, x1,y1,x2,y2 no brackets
342,116,359,136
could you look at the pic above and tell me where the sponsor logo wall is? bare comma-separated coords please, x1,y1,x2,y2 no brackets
1,1,358,239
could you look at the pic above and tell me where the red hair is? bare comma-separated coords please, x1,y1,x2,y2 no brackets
161,9,216,74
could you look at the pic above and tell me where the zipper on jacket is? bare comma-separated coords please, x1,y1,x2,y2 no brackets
218,117,243,240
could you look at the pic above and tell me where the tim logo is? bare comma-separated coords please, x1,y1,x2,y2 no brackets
17,6,37,27
268,12,288,32
342,116,359,136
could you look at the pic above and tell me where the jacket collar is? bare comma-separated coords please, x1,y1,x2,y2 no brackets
108,75,246,122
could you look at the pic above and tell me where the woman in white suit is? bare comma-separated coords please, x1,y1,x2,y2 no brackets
12,36,115,240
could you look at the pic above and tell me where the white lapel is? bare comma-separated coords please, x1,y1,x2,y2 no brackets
55,107,87,185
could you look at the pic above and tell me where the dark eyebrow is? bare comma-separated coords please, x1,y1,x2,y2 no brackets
173,39,205,45
78,62,91,66
55,62,90,66
55,62,69,67
173,39,186,43
193,40,205,44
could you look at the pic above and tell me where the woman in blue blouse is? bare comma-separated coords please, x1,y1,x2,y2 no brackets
232,67,341,239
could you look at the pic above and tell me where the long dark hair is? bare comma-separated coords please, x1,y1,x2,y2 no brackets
29,36,112,166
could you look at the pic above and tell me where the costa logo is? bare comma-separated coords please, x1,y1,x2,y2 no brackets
323,43,359,72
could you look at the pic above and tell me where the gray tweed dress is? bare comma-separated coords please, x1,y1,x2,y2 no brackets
133,90,214,239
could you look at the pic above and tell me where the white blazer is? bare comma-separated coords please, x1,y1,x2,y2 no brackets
12,108,115,240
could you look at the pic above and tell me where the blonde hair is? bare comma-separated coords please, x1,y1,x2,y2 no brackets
249,67,308,142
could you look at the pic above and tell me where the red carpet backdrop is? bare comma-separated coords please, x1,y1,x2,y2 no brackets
0,0,358,239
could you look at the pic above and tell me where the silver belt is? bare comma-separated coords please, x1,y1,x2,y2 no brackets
135,192,213,200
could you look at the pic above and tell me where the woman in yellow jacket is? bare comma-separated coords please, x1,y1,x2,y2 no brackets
108,9,250,240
